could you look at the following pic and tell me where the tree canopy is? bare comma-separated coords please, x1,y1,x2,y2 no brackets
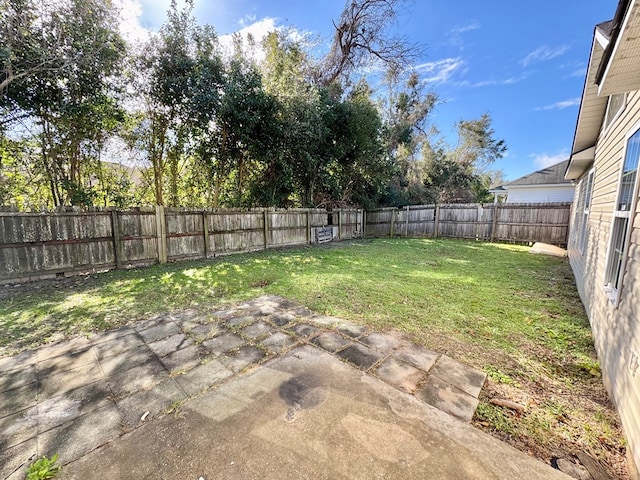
0,0,506,210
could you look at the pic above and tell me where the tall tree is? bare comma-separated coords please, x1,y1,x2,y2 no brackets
1,0,125,206
319,0,419,86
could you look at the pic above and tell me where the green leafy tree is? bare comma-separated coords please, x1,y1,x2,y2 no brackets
1,0,125,206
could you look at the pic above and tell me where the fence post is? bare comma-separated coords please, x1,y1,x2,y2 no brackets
434,205,440,238
405,206,410,237
263,209,269,249
363,210,367,238
390,208,396,238
476,204,483,241
490,203,499,243
423,206,430,236
307,209,312,244
110,210,122,269
202,211,209,259
337,209,342,240
155,205,168,264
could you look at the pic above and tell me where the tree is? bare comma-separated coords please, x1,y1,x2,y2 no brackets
423,113,507,203
319,0,419,86
1,0,126,206
451,113,507,171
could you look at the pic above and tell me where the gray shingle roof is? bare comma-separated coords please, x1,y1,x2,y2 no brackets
505,160,571,187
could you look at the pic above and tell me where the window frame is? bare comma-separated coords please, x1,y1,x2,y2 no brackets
578,168,595,255
603,93,627,134
604,123,640,305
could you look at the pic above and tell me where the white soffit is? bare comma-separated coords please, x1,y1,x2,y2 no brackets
566,146,596,180
572,38,607,157
599,0,640,96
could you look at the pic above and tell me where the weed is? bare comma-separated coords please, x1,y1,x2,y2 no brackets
26,454,60,480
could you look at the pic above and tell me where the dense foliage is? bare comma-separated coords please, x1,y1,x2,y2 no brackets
0,0,506,209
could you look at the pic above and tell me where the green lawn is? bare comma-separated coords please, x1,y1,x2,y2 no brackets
0,238,627,476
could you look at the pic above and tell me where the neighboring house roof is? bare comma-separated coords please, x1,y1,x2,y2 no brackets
566,0,640,180
504,160,571,188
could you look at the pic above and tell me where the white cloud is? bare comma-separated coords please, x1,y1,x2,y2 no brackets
521,45,570,67
218,17,283,62
114,0,152,45
451,22,480,34
531,150,569,169
415,58,464,84
536,98,581,111
455,73,526,88
239,14,257,28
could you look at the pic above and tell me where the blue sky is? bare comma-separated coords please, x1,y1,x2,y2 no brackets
126,0,617,181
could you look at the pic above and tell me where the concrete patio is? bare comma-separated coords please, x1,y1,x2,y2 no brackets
0,296,571,479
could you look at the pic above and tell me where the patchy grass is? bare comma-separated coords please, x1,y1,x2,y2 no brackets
0,238,628,477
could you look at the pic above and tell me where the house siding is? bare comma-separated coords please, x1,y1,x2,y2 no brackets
505,185,575,204
568,88,640,472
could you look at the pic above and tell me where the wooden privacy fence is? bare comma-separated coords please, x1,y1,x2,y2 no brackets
364,203,571,246
0,203,569,283
0,207,364,283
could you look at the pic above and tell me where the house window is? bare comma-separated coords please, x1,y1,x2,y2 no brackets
605,128,640,300
578,169,594,254
604,93,626,131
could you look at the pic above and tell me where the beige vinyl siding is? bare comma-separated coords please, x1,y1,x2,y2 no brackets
568,88,640,472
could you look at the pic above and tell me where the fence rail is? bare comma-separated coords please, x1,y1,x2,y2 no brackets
0,203,570,283
364,203,571,246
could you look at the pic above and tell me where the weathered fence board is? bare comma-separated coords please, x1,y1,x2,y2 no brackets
0,203,570,284
363,203,571,246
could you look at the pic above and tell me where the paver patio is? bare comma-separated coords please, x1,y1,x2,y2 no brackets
0,295,569,479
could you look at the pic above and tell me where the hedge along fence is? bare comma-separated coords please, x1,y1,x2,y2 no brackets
0,203,569,284
364,203,571,246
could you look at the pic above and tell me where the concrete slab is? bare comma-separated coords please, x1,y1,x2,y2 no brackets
0,381,37,418
107,359,168,397
359,332,401,353
259,332,298,354
374,356,426,393
36,381,113,432
0,349,37,373
417,374,480,422
38,362,104,398
393,343,439,372
311,331,352,352
37,337,92,362
336,321,368,338
0,437,37,480
136,321,182,343
57,346,570,480
147,333,194,358
188,322,223,341
159,344,205,374
98,347,155,377
116,378,185,427
287,323,320,338
0,363,37,393
269,311,297,326
0,408,38,450
336,342,385,370
38,347,97,375
219,345,265,373
225,315,256,327
529,242,567,257
202,332,246,356
241,321,277,340
87,326,135,345
173,359,234,396
93,333,145,360
38,403,122,463
430,355,486,398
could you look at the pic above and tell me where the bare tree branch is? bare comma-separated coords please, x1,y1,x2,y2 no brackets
318,0,421,86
